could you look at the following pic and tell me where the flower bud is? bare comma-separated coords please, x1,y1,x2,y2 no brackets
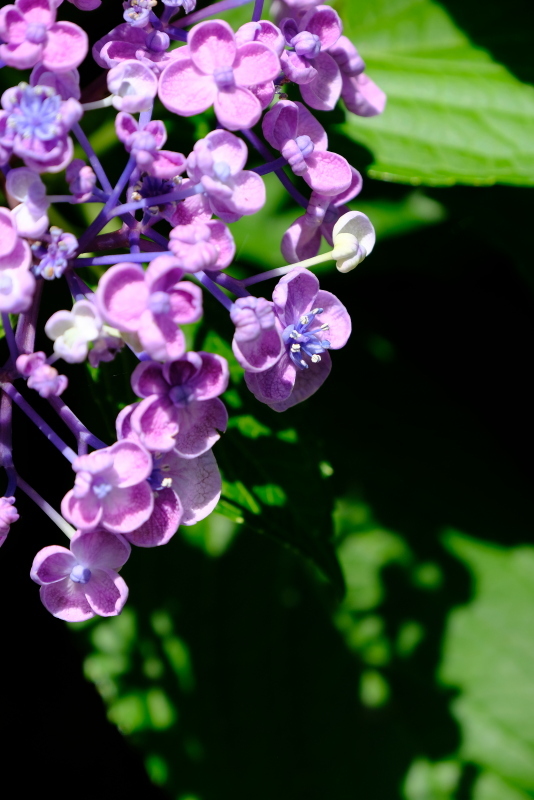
331,211,376,272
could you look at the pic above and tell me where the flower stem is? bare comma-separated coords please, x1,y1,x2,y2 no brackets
252,156,288,175
0,392,16,496
252,0,264,22
241,129,309,209
77,155,137,254
17,474,75,539
212,271,251,298
75,251,172,266
194,272,233,311
72,122,113,194
173,0,253,27
47,395,107,451
1,382,77,464
241,251,334,286
110,182,203,218
1,313,18,363
81,95,115,112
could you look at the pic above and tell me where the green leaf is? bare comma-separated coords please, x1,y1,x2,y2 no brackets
440,533,534,792
338,0,534,185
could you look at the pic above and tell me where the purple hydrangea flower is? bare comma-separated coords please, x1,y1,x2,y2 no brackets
16,350,68,397
280,4,343,110
61,440,154,533
281,166,362,262
0,206,35,314
115,404,222,547
6,167,50,239
329,35,386,117
30,529,131,621
93,24,178,75
230,296,284,373
186,130,266,222
169,221,236,273
263,99,351,197
0,497,19,548
107,59,159,113
31,226,77,280
158,20,281,130
244,267,351,411
65,158,96,202
96,255,203,362
115,112,187,180
0,0,88,72
45,298,102,362
0,83,82,173
128,352,229,455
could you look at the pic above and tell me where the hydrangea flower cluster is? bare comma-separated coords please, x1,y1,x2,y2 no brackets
0,0,382,621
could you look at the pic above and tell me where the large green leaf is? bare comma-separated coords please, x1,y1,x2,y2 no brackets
338,0,534,185
440,533,534,793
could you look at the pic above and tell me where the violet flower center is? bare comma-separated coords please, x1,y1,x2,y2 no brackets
291,31,321,60
295,135,314,159
213,66,236,91
148,457,173,491
149,291,172,316
25,23,47,45
9,85,61,142
168,384,193,406
282,308,331,370
92,479,113,499
70,564,91,584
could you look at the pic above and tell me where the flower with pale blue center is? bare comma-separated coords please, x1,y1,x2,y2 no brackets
70,564,91,584
283,307,331,369
8,85,61,142
32,227,78,280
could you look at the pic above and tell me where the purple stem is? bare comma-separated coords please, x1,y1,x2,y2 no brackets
1,313,19,363
65,269,87,301
129,229,141,253
0,391,16,496
72,122,113,194
252,156,288,176
110,182,203,218
17,474,75,539
242,129,309,209
1,382,77,463
194,272,233,311
252,0,264,22
47,395,107,451
142,219,172,250
77,155,137,254
166,26,189,41
75,251,172,266
15,280,43,355
212,271,251,298
241,264,296,286
173,0,253,27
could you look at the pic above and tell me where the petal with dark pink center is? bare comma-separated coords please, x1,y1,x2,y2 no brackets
42,22,88,72
188,20,236,74
71,530,131,571
233,41,280,87
84,568,128,616
31,545,76,585
96,263,148,332
131,395,179,453
214,87,261,131
109,440,152,488
138,309,186,362
131,361,169,398
40,579,95,622
101,483,154,534
125,488,182,547
169,281,203,324
0,7,26,45
18,0,54,25
61,489,103,531
174,398,228,458
159,58,216,116
189,352,229,401
165,353,202,387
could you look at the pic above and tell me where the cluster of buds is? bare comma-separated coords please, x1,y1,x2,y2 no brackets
0,0,383,621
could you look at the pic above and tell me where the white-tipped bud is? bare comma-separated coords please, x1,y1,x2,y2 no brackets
331,211,376,273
